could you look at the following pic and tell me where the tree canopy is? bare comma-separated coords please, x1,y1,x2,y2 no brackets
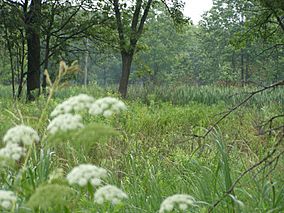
0,0,283,98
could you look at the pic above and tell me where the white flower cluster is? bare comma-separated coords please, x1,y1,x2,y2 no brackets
3,125,40,146
0,143,26,161
94,185,128,205
89,97,127,117
47,114,84,134
159,194,196,213
66,164,107,187
48,95,127,134
0,125,39,161
67,164,128,206
50,94,95,117
0,190,16,209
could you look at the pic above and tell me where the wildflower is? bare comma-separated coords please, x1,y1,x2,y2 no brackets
3,125,40,146
66,164,107,187
47,114,84,134
0,190,16,209
159,194,196,213
94,185,128,205
27,184,74,210
50,94,95,117
89,97,127,117
0,143,26,161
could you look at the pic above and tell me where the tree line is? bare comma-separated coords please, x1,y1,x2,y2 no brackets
0,0,283,99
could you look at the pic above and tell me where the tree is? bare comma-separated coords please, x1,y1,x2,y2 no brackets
26,0,42,100
198,0,284,85
256,0,284,31
0,0,106,99
1,0,42,100
132,12,194,85
111,0,153,97
110,0,187,97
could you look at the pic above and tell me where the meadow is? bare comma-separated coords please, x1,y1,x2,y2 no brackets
0,83,283,212
0,0,283,211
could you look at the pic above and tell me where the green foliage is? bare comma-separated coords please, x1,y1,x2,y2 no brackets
1,0,283,90
47,123,118,153
27,184,75,211
0,82,283,212
0,0,283,211
126,84,283,107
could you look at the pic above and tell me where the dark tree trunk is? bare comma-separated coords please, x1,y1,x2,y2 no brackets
26,0,41,101
113,0,152,98
26,31,41,100
17,72,24,99
17,30,25,99
118,52,134,98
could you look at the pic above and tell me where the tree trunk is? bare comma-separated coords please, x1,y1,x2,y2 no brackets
241,50,245,87
26,0,41,101
17,71,24,99
26,29,41,100
245,53,249,82
113,0,152,98
42,34,50,96
17,30,25,99
118,52,133,98
3,14,15,98
6,36,15,98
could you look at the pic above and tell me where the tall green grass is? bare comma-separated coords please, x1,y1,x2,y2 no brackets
1,83,283,108
0,84,283,212
126,84,284,107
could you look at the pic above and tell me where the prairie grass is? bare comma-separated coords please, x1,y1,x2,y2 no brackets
0,83,283,212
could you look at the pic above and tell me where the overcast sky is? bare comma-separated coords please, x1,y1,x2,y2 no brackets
184,0,213,24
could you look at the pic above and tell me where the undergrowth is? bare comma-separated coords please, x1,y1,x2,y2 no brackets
0,81,283,212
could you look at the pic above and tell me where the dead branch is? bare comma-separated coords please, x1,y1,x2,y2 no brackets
201,80,284,138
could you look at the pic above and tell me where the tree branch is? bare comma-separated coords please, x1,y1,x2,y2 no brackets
131,0,142,32
137,0,152,36
201,80,284,138
208,133,284,212
113,0,126,51
50,4,83,35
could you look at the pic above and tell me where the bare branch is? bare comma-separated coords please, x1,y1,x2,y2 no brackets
201,80,284,138
3,0,23,7
208,133,284,212
50,4,83,35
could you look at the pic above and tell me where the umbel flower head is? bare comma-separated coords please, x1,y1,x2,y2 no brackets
66,164,107,187
47,113,84,134
0,143,26,161
0,190,16,209
94,185,128,205
50,94,95,117
3,125,40,146
159,194,196,213
89,97,127,117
